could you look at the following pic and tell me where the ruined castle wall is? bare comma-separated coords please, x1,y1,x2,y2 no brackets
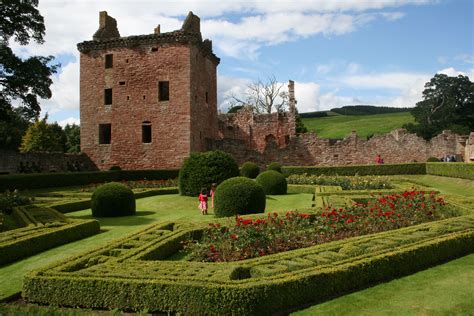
216,109,293,152
80,43,192,170
208,128,467,167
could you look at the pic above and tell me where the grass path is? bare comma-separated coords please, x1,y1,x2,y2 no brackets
302,112,414,139
0,193,312,300
292,253,474,316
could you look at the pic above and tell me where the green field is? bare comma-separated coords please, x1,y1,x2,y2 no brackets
302,112,415,139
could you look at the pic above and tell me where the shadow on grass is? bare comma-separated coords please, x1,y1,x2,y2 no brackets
71,210,158,226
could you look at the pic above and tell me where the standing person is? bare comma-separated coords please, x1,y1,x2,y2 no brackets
375,154,383,164
198,188,208,215
210,183,217,209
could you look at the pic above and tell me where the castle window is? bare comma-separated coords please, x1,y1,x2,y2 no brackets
205,92,209,103
105,54,113,68
142,122,152,143
104,88,112,105
158,81,169,101
119,81,126,86
151,47,158,52
99,124,111,144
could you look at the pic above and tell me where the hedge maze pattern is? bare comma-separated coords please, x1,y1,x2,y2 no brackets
23,212,474,315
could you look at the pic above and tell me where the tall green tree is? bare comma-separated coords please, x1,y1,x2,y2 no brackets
20,116,66,152
1,0,59,149
294,108,308,134
64,123,80,153
403,74,474,139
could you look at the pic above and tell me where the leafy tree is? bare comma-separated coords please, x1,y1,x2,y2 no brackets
229,75,288,114
295,108,308,134
227,105,244,113
1,0,59,149
403,74,474,139
64,123,80,153
20,116,66,152
0,108,29,150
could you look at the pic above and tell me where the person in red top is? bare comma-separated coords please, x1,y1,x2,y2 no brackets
198,188,208,215
375,154,384,164
210,183,217,209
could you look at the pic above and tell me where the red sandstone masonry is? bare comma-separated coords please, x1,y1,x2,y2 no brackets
79,12,219,170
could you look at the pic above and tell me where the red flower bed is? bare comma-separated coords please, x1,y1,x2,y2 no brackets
183,190,453,262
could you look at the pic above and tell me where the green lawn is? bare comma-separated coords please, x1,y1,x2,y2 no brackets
1,175,472,314
0,193,313,300
302,112,414,139
292,253,474,316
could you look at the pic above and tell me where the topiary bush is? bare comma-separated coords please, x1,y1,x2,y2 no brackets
240,161,260,179
91,182,136,217
256,170,287,195
179,150,240,196
214,177,266,217
267,162,282,173
426,157,440,162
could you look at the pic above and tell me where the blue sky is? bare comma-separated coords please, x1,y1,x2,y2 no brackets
11,0,473,126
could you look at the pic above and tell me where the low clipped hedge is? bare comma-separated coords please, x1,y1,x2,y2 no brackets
284,163,427,176
91,183,136,217
22,215,474,315
0,169,179,191
179,150,240,196
426,162,474,180
240,162,260,179
214,177,266,217
267,162,282,173
256,170,287,195
0,219,100,266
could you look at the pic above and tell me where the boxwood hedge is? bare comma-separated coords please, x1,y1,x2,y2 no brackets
283,163,427,176
0,218,100,266
0,169,179,191
23,215,474,315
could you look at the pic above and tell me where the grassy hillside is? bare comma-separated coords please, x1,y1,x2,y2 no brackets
301,112,415,139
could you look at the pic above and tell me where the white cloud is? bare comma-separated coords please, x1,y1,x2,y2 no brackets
57,117,81,127
340,72,429,90
202,11,406,58
217,75,251,112
437,56,448,64
455,54,474,64
40,59,80,115
438,67,474,78
381,12,405,21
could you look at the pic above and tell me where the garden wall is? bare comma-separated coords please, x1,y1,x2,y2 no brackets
0,150,97,175
208,128,469,166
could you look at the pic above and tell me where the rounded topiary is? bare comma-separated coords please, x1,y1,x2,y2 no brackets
214,177,266,217
426,157,440,162
256,170,287,195
179,150,240,196
240,161,260,179
267,162,282,173
91,182,136,217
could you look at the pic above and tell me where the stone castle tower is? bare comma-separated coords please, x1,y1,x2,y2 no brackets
78,11,220,170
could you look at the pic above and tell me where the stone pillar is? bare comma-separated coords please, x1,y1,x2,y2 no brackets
465,132,474,162
288,80,296,137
